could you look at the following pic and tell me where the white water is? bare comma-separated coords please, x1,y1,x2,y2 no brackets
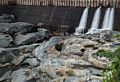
74,7,89,35
101,8,111,30
106,8,115,30
86,7,101,34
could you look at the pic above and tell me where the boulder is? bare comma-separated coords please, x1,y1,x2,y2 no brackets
0,43,40,66
37,28,52,37
0,22,34,34
11,53,32,65
14,28,52,45
11,68,32,82
0,50,15,64
61,37,98,55
0,33,13,47
14,32,41,45
32,37,62,60
88,67,102,76
39,59,57,79
0,71,11,81
21,58,39,67
0,14,16,23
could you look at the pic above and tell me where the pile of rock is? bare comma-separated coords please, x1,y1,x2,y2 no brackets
0,15,119,82
0,22,52,47
0,30,118,82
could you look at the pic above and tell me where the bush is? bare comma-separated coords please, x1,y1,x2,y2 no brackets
103,47,120,82
67,69,74,76
94,50,114,59
113,34,120,40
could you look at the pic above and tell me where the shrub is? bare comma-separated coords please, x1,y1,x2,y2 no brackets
67,69,74,76
94,50,114,59
103,47,120,82
113,34,120,40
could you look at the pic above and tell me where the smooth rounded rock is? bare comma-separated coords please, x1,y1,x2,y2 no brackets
0,33,13,47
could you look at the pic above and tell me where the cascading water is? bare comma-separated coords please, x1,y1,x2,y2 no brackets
86,7,101,34
106,8,115,30
74,7,89,35
101,8,111,30
108,8,115,30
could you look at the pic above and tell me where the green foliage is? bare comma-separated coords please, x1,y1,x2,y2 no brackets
113,34,120,40
103,47,120,82
67,69,74,76
95,50,114,59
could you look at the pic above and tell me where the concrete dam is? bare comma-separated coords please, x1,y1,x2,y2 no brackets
0,0,120,33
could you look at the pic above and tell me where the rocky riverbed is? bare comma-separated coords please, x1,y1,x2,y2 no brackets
0,14,120,82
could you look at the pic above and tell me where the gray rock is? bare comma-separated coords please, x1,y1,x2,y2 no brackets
11,68,32,82
0,43,40,65
14,33,40,45
88,67,102,76
11,53,32,65
0,43,40,53
65,77,80,82
100,32,113,41
31,59,57,79
88,79,102,82
37,23,45,27
0,33,13,47
39,59,57,79
0,71,11,81
51,59,65,68
22,58,39,67
37,28,52,37
62,37,98,55
112,42,120,47
0,66,12,79
0,14,15,23
0,22,34,34
32,37,62,60
14,29,52,45
0,51,15,64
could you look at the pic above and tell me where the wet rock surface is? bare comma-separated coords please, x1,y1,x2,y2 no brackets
0,21,119,82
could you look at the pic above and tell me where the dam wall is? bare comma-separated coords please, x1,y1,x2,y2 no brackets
0,5,120,33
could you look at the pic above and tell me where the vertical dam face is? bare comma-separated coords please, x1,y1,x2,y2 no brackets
0,5,120,33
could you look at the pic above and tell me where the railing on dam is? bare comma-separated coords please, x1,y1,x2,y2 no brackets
0,0,120,8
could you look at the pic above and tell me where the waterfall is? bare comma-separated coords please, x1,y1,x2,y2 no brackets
86,7,101,34
101,8,111,30
107,8,115,30
108,8,115,30
74,7,89,35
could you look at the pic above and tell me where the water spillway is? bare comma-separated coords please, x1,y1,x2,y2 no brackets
107,8,115,30
74,7,115,35
86,7,101,34
101,8,111,30
74,7,89,35
101,8,115,30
